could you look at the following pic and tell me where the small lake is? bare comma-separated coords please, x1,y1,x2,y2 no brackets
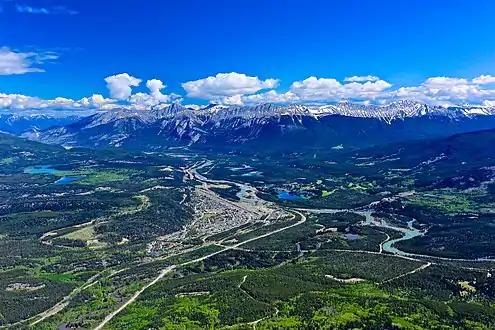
278,191,307,201
24,165,85,185
343,233,361,240
241,171,263,177
24,165,61,174
54,176,86,185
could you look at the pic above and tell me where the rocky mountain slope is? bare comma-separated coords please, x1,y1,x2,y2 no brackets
0,114,80,135
21,101,495,152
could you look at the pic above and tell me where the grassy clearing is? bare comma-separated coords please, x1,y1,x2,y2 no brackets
62,225,96,242
407,189,495,213
36,272,75,284
75,169,139,185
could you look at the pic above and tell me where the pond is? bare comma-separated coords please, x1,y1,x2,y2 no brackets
278,191,307,201
24,165,85,185
343,233,361,240
24,165,61,174
54,176,86,185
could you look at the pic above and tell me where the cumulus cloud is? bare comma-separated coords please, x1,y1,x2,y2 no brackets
126,79,182,108
216,94,243,105
210,73,495,106
344,75,380,82
392,75,495,105
104,73,142,100
240,91,297,105
0,93,54,109
1,74,183,115
0,93,117,113
0,47,57,75
423,77,469,88
146,79,172,103
128,93,159,107
103,74,180,106
212,77,392,105
289,76,392,102
215,90,297,106
77,94,116,108
182,72,279,99
472,75,495,85
6,71,495,116
207,73,495,106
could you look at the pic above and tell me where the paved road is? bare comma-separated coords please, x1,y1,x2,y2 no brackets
93,210,306,329
93,266,176,330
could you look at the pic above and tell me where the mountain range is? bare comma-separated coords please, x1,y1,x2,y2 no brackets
0,114,80,135
14,101,495,152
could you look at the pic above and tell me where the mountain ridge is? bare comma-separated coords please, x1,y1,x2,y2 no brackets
0,113,80,135
20,101,495,151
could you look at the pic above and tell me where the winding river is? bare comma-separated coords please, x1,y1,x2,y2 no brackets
188,161,494,262
381,220,422,256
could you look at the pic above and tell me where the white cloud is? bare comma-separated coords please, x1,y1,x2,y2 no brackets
0,74,182,115
127,79,181,107
212,76,393,105
289,76,392,102
128,92,158,107
218,74,495,106
103,75,180,106
472,75,495,85
344,75,380,82
6,71,495,116
240,90,297,105
146,79,174,103
0,47,55,75
392,76,495,105
0,93,76,112
423,77,469,88
212,77,392,105
0,93,116,112
182,72,279,99
214,90,297,106
216,94,244,105
76,94,116,108
104,73,142,100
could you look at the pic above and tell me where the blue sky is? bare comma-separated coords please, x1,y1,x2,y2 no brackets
2,0,495,113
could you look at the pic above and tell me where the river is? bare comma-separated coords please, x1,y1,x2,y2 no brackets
188,161,494,262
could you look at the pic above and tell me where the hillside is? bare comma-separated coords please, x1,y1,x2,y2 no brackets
22,102,495,152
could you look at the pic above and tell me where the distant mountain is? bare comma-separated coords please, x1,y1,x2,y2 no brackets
22,101,495,152
352,129,495,196
355,126,495,169
0,114,80,135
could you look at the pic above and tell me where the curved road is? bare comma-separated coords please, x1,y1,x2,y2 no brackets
65,161,495,329
93,210,306,330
